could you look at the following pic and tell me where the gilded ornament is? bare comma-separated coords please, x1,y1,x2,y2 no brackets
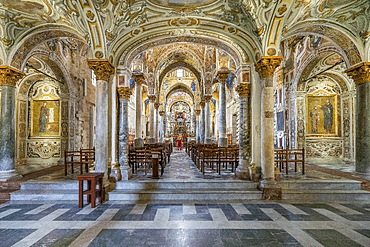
95,51,103,59
159,110,165,116
346,62,370,85
154,102,160,109
0,66,25,86
215,69,230,83
203,95,212,102
117,87,132,99
195,109,201,115
235,83,250,97
255,56,282,79
264,111,274,118
86,10,95,20
148,95,156,102
87,59,115,81
267,48,276,56
132,73,146,85
278,5,287,15
200,101,205,108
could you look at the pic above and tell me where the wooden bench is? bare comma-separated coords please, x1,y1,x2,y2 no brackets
274,148,305,175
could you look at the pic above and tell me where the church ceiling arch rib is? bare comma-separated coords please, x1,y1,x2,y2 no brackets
9,25,87,70
159,61,201,91
283,21,364,67
166,84,194,102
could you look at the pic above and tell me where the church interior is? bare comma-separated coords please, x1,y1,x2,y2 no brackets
0,0,370,246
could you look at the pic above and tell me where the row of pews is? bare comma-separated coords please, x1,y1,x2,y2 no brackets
128,142,173,177
187,141,239,175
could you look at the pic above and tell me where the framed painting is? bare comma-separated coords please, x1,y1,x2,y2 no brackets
306,95,337,136
277,111,284,131
31,100,60,137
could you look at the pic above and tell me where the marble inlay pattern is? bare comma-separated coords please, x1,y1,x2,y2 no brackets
0,201,369,247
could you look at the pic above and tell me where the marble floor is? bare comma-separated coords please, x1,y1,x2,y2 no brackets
1,149,370,246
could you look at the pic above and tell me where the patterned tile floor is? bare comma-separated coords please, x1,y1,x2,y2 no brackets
2,149,370,246
0,201,370,246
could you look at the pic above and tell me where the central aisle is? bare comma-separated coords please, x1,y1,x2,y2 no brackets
130,149,238,181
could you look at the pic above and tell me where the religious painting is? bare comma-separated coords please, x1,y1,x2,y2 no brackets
31,100,60,137
118,75,125,86
306,95,337,136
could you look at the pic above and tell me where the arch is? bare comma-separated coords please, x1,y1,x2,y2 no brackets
159,61,202,92
165,84,195,102
283,21,363,67
9,25,86,70
111,20,262,67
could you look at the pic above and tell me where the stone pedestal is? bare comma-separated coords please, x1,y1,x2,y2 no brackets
117,87,132,180
346,62,370,174
0,66,24,181
88,59,115,177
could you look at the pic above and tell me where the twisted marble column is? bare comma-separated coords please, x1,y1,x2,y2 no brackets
148,95,156,144
255,56,282,199
88,59,115,176
132,73,145,148
0,66,24,181
235,83,251,180
346,62,370,174
117,87,132,180
216,70,230,147
204,95,212,144
195,109,201,143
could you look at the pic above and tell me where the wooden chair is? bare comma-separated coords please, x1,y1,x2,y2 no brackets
64,150,81,176
80,148,95,174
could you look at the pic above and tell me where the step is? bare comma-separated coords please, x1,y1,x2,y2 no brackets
115,181,258,190
19,181,79,190
108,189,262,201
279,179,362,190
282,189,370,202
11,189,78,201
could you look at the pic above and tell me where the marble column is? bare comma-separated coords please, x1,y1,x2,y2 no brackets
235,83,252,180
195,109,201,143
159,110,165,143
204,95,212,144
88,59,115,177
132,73,145,148
200,101,206,143
117,87,132,180
216,70,230,147
255,56,282,199
154,102,160,142
346,62,370,174
148,95,156,144
0,66,25,181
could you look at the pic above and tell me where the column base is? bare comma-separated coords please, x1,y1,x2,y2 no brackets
110,163,121,181
235,167,250,180
205,138,213,144
218,137,228,147
120,165,132,180
259,178,282,200
134,138,144,148
0,170,22,182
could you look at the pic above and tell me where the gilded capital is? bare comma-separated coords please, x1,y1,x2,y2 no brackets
88,59,115,81
148,95,156,102
203,95,212,102
132,72,145,85
215,69,230,84
154,102,160,109
195,109,201,116
159,110,165,116
346,62,370,85
235,83,250,97
117,87,131,99
200,101,205,108
0,66,25,86
255,56,282,79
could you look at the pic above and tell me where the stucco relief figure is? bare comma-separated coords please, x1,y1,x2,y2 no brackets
322,99,333,133
309,106,320,133
39,102,49,132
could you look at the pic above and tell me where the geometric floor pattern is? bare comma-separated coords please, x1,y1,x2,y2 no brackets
1,201,370,246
